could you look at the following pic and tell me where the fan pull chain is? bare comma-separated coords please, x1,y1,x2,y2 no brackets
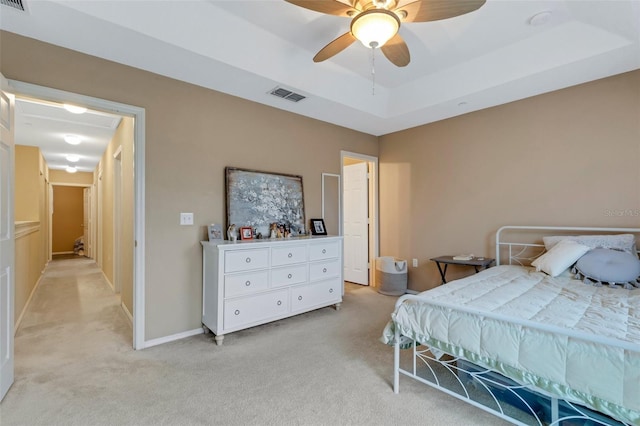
371,47,376,96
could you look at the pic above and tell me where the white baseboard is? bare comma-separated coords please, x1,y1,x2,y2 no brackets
143,328,204,349
121,301,133,327
52,251,74,255
15,273,44,334
102,271,115,292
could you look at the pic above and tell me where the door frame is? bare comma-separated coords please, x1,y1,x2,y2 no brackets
113,146,123,294
340,151,379,287
8,80,146,350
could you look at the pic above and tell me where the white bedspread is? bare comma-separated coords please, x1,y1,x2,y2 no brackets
387,265,640,424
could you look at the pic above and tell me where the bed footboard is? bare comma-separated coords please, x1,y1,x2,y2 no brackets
393,328,627,426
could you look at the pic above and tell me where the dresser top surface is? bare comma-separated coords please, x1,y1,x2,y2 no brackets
201,235,342,249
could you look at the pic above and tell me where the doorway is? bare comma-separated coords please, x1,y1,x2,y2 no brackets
51,184,88,256
7,79,146,350
341,151,379,287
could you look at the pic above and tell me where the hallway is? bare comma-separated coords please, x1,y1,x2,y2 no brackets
6,256,133,422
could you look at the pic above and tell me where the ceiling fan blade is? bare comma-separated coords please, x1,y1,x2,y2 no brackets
313,32,357,62
396,0,485,23
285,0,358,17
381,33,410,67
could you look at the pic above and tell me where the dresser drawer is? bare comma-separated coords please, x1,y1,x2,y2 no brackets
224,289,289,329
272,245,307,266
309,259,340,282
224,271,269,298
225,249,269,273
309,241,340,261
271,264,307,288
291,279,341,312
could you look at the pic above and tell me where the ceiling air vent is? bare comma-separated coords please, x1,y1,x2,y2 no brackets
1,0,25,11
269,87,306,103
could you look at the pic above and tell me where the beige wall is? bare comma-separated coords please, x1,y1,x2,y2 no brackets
15,224,43,327
52,186,84,253
1,32,378,340
15,145,40,221
49,169,93,185
14,147,48,326
379,70,640,291
96,117,135,314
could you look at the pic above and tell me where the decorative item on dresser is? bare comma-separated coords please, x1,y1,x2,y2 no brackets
226,167,306,237
310,218,327,235
201,236,343,345
208,224,223,242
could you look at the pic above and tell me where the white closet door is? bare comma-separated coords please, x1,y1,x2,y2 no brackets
343,162,369,285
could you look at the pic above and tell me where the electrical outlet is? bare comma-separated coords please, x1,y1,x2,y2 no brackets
412,258,418,268
180,212,194,225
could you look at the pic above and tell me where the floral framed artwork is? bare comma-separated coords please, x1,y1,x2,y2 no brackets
226,167,306,237
310,218,327,235
240,226,253,240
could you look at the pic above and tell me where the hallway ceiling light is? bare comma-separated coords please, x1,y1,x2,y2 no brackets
65,165,77,173
66,154,80,162
64,135,82,145
63,104,87,114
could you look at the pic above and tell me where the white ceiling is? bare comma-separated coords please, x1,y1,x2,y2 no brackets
15,98,121,173
2,0,640,142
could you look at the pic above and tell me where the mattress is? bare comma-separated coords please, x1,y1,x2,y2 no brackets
383,265,640,425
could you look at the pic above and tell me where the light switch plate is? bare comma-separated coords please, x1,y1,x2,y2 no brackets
180,212,194,225
412,258,418,268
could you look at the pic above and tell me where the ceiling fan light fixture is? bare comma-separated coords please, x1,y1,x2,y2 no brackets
351,9,400,48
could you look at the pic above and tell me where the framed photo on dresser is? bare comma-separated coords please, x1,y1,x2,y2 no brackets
310,218,327,235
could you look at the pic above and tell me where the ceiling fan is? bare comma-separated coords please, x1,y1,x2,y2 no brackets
285,0,486,67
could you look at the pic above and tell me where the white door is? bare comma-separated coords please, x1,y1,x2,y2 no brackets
0,73,15,401
343,162,369,285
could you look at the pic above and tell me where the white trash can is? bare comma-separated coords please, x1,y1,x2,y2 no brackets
376,256,408,296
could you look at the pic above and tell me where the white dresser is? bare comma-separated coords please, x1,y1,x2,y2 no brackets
201,236,343,345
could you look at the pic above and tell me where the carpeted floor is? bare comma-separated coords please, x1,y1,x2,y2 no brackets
1,257,508,425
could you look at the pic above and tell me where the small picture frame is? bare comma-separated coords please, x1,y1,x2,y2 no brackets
240,226,253,240
208,224,223,241
310,218,327,236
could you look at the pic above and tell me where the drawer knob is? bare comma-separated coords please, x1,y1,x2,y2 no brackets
277,300,282,306
245,281,251,287
322,249,326,254
288,273,292,279
288,253,293,258
245,257,251,263
298,295,303,301
329,288,334,293
323,268,327,273
234,309,240,316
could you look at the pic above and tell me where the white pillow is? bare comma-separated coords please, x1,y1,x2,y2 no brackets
531,239,591,277
542,234,636,256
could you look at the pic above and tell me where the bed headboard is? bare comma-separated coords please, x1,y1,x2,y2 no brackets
495,226,640,266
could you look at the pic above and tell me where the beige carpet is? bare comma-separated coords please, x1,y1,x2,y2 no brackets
1,257,508,425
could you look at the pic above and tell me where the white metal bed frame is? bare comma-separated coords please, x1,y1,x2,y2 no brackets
392,226,640,426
